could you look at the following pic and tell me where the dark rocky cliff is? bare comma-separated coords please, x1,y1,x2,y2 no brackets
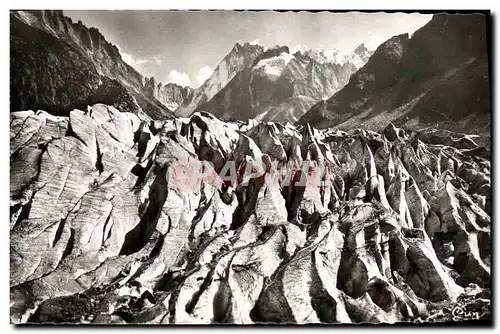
298,14,490,135
10,10,173,120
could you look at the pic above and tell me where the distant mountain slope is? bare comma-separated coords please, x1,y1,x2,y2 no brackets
298,14,490,134
10,10,173,120
195,44,370,123
143,78,194,112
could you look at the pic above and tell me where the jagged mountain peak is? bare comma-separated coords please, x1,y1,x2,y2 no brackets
290,44,373,67
268,44,289,51
230,41,264,54
196,39,371,124
162,81,190,90
13,10,123,62
171,39,265,117
10,9,173,120
353,42,373,63
354,42,368,53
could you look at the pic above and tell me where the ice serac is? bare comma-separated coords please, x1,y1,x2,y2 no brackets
195,44,371,124
10,108,490,324
298,14,490,134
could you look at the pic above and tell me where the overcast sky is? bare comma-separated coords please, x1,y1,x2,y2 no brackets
64,10,432,88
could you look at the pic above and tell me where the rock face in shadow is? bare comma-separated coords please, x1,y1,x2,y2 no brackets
298,13,490,135
143,79,195,113
10,106,490,324
10,10,173,120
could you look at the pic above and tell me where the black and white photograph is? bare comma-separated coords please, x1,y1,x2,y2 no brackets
8,9,492,325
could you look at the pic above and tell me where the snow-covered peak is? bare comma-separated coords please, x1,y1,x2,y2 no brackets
304,49,329,64
291,44,372,69
330,49,347,64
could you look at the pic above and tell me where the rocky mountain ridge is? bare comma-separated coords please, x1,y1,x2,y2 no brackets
298,13,490,134
166,42,372,121
10,10,173,120
194,43,371,123
353,43,372,63
10,104,490,324
290,43,373,67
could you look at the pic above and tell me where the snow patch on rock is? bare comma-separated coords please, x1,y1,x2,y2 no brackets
252,52,295,80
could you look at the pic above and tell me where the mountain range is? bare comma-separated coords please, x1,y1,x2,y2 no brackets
10,11,491,134
10,10,372,124
137,42,372,123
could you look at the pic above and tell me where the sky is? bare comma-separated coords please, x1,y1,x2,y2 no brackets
64,10,432,88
